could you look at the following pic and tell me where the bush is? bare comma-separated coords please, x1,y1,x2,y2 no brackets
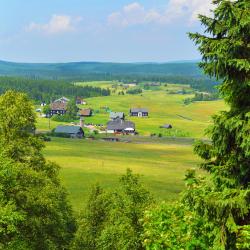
126,88,142,95
51,114,77,123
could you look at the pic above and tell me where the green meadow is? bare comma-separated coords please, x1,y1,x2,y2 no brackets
38,82,227,210
44,137,201,210
79,87,226,138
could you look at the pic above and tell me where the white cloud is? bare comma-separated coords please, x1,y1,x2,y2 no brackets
123,2,143,13
108,1,215,27
25,15,82,34
108,3,146,27
165,0,215,23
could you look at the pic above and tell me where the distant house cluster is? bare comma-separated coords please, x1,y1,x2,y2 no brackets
105,108,150,134
44,93,173,139
106,110,135,134
48,96,90,117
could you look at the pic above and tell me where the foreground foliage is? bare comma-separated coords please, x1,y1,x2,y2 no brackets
71,169,153,250
0,91,75,249
143,0,250,249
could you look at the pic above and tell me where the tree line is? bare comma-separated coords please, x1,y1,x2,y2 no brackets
0,76,110,103
183,92,220,105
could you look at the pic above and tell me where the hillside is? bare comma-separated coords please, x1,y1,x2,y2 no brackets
0,60,203,79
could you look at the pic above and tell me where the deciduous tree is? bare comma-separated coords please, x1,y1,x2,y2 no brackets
0,91,75,249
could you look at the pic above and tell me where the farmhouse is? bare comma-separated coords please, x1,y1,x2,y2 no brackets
130,108,149,117
110,112,125,120
107,119,135,134
144,82,161,87
79,108,92,117
76,97,87,105
54,125,84,138
54,96,70,103
50,102,67,116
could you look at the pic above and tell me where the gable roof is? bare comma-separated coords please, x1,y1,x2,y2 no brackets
107,119,135,130
79,108,92,116
110,112,124,120
54,125,83,134
54,96,70,103
130,108,148,113
50,102,67,110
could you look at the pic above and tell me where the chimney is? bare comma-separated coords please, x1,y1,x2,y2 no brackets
80,116,84,128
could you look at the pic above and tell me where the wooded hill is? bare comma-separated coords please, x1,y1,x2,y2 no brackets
0,76,110,103
0,60,203,78
0,60,219,92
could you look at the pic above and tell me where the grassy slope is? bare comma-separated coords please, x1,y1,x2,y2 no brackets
37,82,226,138
39,82,226,211
80,88,226,138
44,138,201,210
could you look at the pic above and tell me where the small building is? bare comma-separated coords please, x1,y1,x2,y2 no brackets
127,83,137,87
110,112,125,120
130,108,148,117
101,137,120,142
150,82,161,86
107,119,135,134
54,125,84,138
54,96,70,103
76,97,87,105
41,102,46,107
79,108,92,117
50,102,67,116
160,124,172,129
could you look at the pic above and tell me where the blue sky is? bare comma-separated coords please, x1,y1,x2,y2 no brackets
0,0,214,63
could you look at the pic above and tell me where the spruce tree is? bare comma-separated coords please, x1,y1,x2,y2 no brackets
187,0,250,248
142,1,250,249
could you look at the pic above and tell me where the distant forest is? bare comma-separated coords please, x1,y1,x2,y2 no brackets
0,77,110,103
0,61,219,98
0,61,203,79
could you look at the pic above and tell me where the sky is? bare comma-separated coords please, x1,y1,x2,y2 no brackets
0,0,215,63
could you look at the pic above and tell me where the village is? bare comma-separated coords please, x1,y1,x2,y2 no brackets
38,95,169,139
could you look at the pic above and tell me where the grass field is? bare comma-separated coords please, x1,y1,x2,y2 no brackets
39,82,226,211
44,137,202,210
36,83,226,138
79,90,226,138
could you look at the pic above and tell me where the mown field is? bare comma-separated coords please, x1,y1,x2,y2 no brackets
39,81,226,211
44,137,201,210
77,83,226,138
37,82,226,138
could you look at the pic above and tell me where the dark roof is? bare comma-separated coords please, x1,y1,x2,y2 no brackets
130,108,148,113
79,108,92,116
110,112,124,120
76,97,86,101
54,125,83,134
161,124,172,128
50,102,67,110
107,119,135,130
